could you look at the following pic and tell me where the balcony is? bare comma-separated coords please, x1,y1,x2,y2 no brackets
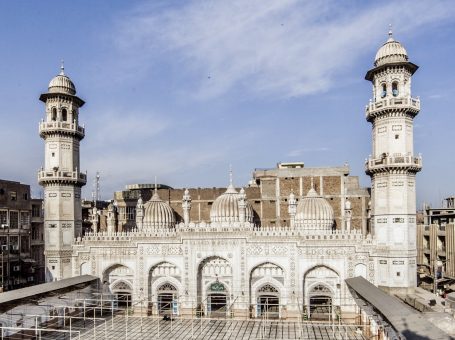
38,170,87,186
365,97,420,121
39,121,85,139
365,154,422,174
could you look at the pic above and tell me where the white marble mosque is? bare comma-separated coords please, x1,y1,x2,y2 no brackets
38,29,422,319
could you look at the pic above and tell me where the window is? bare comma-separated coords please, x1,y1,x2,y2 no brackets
32,205,41,218
20,212,30,227
10,192,17,201
381,83,387,98
62,108,67,121
396,272,401,277
392,82,399,97
51,108,57,121
395,134,399,139
9,211,18,228
126,206,136,220
52,152,55,157
0,211,7,225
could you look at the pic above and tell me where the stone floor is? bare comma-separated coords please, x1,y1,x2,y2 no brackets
73,316,366,340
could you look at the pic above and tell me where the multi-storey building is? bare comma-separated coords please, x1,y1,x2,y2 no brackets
31,198,45,284
417,197,455,294
0,180,36,291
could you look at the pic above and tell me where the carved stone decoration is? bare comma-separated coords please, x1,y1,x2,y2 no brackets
258,284,279,293
247,245,263,255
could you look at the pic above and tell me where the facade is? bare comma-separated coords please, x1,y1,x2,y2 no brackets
31,198,46,284
0,180,37,291
417,197,455,294
39,31,421,319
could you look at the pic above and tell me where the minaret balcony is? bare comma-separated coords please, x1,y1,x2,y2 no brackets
365,154,422,174
365,96,420,120
38,170,87,186
39,121,85,139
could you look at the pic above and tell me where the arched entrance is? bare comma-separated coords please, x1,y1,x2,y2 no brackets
197,257,232,317
256,284,280,319
157,283,178,316
308,284,332,320
111,280,133,307
207,281,228,318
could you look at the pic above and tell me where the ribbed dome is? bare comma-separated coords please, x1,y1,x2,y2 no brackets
294,187,334,232
210,185,254,223
143,190,175,229
374,31,408,67
48,67,76,95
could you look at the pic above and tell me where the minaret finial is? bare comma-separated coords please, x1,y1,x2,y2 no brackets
60,59,65,75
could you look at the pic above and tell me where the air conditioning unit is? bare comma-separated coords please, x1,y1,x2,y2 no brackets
27,276,34,282
1,245,7,251
13,266,20,272
1,224,8,228
12,245,19,251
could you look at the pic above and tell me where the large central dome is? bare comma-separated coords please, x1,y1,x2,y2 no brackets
143,190,175,229
210,183,254,223
294,187,334,232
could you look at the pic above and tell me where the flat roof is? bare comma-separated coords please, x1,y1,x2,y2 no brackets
0,275,99,306
346,277,452,340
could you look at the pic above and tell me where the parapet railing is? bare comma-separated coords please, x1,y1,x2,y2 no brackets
39,121,85,135
365,96,420,116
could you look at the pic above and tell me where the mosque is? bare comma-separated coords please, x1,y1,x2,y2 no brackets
37,30,422,320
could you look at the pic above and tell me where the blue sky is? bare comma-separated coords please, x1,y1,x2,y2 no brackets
0,0,454,208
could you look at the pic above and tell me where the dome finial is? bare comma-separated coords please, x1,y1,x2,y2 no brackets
387,24,394,42
60,59,65,75
310,176,314,189
229,164,233,187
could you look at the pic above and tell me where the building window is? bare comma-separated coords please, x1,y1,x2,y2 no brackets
10,192,17,201
9,211,18,228
32,205,41,218
62,108,67,121
0,211,7,225
392,82,399,97
20,212,30,227
126,206,136,221
395,134,399,139
396,272,401,277
51,108,57,121
381,83,387,98
23,193,28,200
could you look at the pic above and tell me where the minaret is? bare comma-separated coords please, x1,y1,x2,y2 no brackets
182,189,191,226
288,191,297,228
38,63,86,281
365,28,421,293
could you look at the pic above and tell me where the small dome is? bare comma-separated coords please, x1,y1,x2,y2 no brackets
374,30,408,67
48,66,76,95
210,184,254,223
295,187,334,231
143,190,175,229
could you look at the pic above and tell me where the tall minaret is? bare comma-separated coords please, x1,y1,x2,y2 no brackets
38,64,86,281
365,28,421,293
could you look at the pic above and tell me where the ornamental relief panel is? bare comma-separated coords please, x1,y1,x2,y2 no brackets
247,245,263,255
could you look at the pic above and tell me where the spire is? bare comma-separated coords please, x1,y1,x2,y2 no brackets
387,24,394,42
60,59,65,75
229,164,233,187
151,176,160,200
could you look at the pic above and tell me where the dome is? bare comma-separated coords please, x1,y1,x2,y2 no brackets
294,187,334,231
143,190,175,229
48,65,76,95
210,184,254,223
374,30,408,67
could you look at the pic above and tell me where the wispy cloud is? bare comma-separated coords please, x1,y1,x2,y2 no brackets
112,0,455,99
287,147,330,157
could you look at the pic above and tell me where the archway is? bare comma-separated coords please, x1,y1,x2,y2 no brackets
157,283,178,316
197,256,232,317
308,284,333,320
206,281,228,318
111,280,133,307
303,265,340,320
256,284,280,319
